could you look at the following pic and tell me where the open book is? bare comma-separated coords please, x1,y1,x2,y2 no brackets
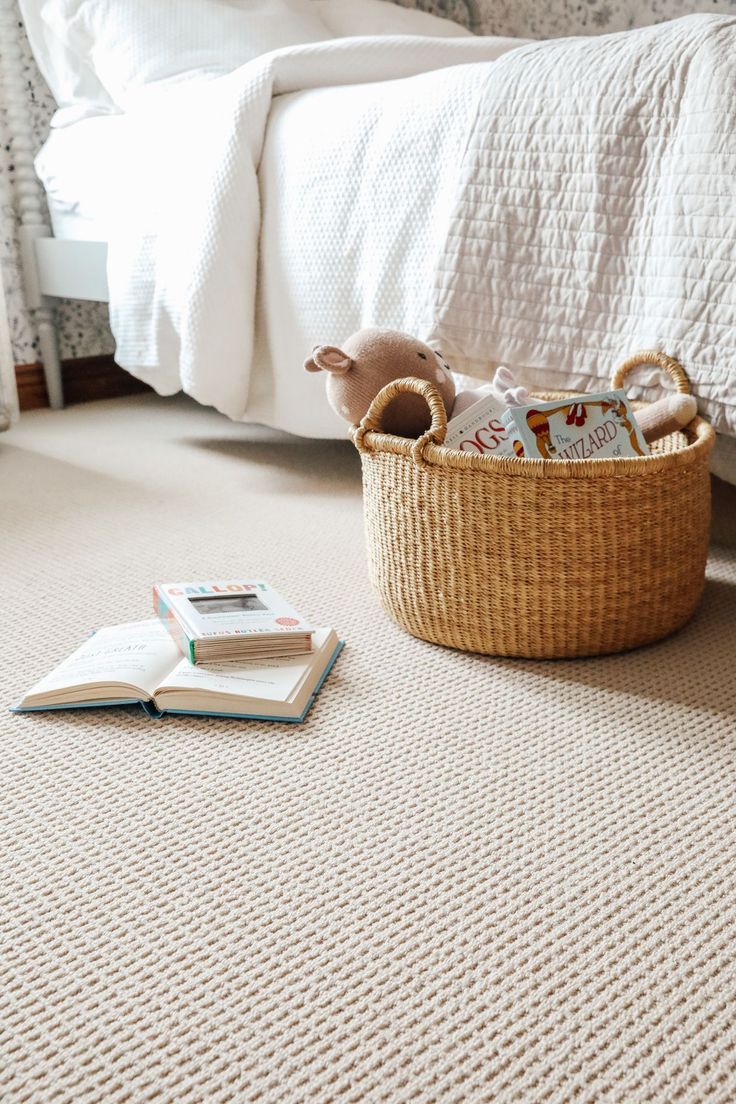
13,620,342,723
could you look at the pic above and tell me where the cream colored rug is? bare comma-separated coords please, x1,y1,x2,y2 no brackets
2,395,736,1103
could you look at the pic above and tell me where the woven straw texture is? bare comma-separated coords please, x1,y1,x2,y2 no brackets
2,395,735,1104
353,354,715,658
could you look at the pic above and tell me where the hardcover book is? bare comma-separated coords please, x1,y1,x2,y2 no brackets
13,620,342,724
500,390,648,460
153,579,314,663
444,393,516,457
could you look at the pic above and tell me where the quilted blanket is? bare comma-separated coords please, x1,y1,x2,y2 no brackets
107,35,521,422
427,15,736,435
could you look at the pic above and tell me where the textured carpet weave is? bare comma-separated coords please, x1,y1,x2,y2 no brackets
2,395,736,1103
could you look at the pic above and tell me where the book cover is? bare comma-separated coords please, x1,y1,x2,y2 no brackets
153,580,313,662
501,390,648,460
444,393,516,457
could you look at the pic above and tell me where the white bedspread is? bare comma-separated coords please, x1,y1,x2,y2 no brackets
427,15,736,436
107,36,522,427
109,18,736,439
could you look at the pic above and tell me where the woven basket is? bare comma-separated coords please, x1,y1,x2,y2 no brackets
350,351,715,658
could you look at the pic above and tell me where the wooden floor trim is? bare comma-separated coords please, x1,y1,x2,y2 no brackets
16,356,152,412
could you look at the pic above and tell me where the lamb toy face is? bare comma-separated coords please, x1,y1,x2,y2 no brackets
304,327,456,438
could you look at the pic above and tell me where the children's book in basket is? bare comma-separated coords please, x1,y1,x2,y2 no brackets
153,579,314,663
443,392,516,457
501,390,648,460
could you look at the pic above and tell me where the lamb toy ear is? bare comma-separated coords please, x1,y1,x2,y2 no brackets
304,346,353,375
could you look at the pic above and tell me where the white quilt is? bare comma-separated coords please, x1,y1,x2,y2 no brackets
426,14,736,436
107,36,522,427
109,18,736,440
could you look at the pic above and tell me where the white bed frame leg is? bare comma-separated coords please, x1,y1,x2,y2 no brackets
36,305,63,410
19,227,65,410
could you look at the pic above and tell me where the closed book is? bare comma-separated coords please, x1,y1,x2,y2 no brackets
153,580,314,663
444,393,515,457
501,390,648,460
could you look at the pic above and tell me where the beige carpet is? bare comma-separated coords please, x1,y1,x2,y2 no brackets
2,394,736,1104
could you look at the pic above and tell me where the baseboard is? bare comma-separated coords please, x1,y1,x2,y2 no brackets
16,355,152,411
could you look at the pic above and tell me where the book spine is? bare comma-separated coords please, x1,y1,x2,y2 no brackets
500,407,531,459
153,585,194,661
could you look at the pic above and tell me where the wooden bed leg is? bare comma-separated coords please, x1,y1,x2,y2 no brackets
36,305,64,410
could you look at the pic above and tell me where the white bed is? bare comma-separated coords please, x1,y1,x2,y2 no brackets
23,0,519,434
18,2,736,478
33,57,504,438
36,118,123,242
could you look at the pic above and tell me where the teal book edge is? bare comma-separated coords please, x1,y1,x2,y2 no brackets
153,586,197,662
12,641,344,725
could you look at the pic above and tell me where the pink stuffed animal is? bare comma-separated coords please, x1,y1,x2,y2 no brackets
305,328,456,437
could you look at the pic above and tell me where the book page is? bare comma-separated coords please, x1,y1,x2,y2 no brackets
23,620,182,702
156,628,334,704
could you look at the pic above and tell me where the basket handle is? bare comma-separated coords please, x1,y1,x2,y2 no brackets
612,350,692,395
354,376,448,463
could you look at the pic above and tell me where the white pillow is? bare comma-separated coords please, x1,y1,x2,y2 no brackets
41,0,333,108
18,0,117,127
312,0,472,38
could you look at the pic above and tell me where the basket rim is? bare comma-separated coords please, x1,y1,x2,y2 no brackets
351,414,714,479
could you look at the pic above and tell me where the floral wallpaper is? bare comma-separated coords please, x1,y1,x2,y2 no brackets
444,0,736,37
2,0,735,368
1,4,113,368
